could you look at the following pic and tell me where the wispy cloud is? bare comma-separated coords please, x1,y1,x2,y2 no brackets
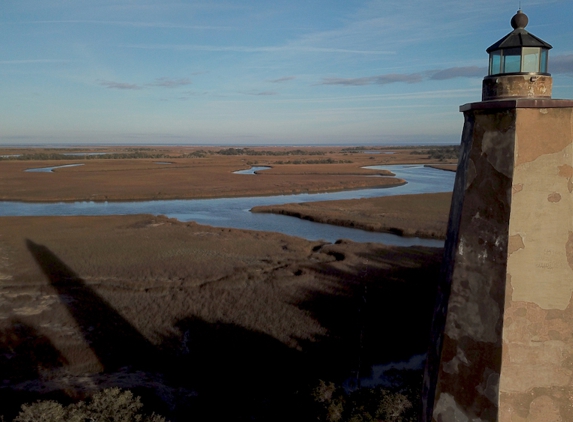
11,20,233,30
97,77,193,90
268,76,296,83
181,90,208,96
123,44,394,55
0,59,72,64
429,66,486,80
241,90,278,96
147,77,192,88
320,65,488,87
320,73,423,86
551,54,573,74
97,80,142,90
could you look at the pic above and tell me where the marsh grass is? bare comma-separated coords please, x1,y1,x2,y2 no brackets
0,215,442,421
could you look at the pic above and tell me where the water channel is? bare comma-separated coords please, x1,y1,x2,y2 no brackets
0,165,455,246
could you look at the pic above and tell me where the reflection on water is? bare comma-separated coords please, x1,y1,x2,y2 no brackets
25,164,85,173
233,166,272,175
356,353,427,389
2,165,454,246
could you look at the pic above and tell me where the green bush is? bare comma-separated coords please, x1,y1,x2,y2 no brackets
13,388,167,422
307,379,417,422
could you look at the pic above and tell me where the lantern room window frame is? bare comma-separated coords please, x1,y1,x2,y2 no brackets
488,47,549,76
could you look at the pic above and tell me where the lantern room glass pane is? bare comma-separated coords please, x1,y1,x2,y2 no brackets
522,47,540,73
489,51,501,75
502,48,522,73
540,49,548,73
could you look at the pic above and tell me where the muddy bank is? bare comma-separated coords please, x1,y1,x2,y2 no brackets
424,164,457,172
0,215,442,421
252,192,452,239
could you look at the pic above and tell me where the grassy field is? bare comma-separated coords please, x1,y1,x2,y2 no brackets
0,146,457,202
252,192,453,239
0,215,443,421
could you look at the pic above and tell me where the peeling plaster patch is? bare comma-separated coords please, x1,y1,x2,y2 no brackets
476,370,500,405
567,232,573,271
458,238,464,256
433,393,471,422
558,164,573,179
467,159,477,190
539,108,548,115
446,274,501,343
478,250,488,262
482,131,514,178
557,165,573,193
508,234,525,255
508,143,573,310
515,108,572,166
512,183,523,194
548,192,562,203
528,395,562,422
443,347,470,374
505,273,514,304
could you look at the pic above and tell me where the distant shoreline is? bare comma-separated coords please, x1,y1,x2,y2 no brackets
0,142,460,149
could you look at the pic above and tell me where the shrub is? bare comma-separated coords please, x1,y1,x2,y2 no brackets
307,379,417,422
13,388,168,422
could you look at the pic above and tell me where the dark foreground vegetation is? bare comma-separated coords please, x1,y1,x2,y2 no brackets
7,381,419,422
0,215,443,422
10,388,167,422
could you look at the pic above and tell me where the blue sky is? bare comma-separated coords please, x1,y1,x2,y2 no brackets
1,0,572,146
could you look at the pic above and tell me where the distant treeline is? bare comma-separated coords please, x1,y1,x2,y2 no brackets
410,145,460,161
181,148,327,158
1,147,330,161
1,152,172,161
212,148,326,156
340,147,369,153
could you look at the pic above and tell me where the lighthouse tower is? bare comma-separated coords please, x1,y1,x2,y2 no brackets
423,10,573,422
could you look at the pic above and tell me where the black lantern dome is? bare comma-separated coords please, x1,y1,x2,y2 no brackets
486,10,552,76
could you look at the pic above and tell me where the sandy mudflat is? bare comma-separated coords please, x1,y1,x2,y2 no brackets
0,214,442,421
252,192,452,239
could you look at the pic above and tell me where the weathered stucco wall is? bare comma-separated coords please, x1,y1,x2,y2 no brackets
500,106,573,421
425,102,573,422
429,108,516,421
482,75,553,101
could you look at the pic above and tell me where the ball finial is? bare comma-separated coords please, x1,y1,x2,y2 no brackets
511,9,529,29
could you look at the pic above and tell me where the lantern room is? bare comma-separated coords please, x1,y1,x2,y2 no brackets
482,10,553,100
486,10,552,76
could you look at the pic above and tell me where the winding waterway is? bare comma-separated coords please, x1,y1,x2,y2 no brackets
0,165,455,246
